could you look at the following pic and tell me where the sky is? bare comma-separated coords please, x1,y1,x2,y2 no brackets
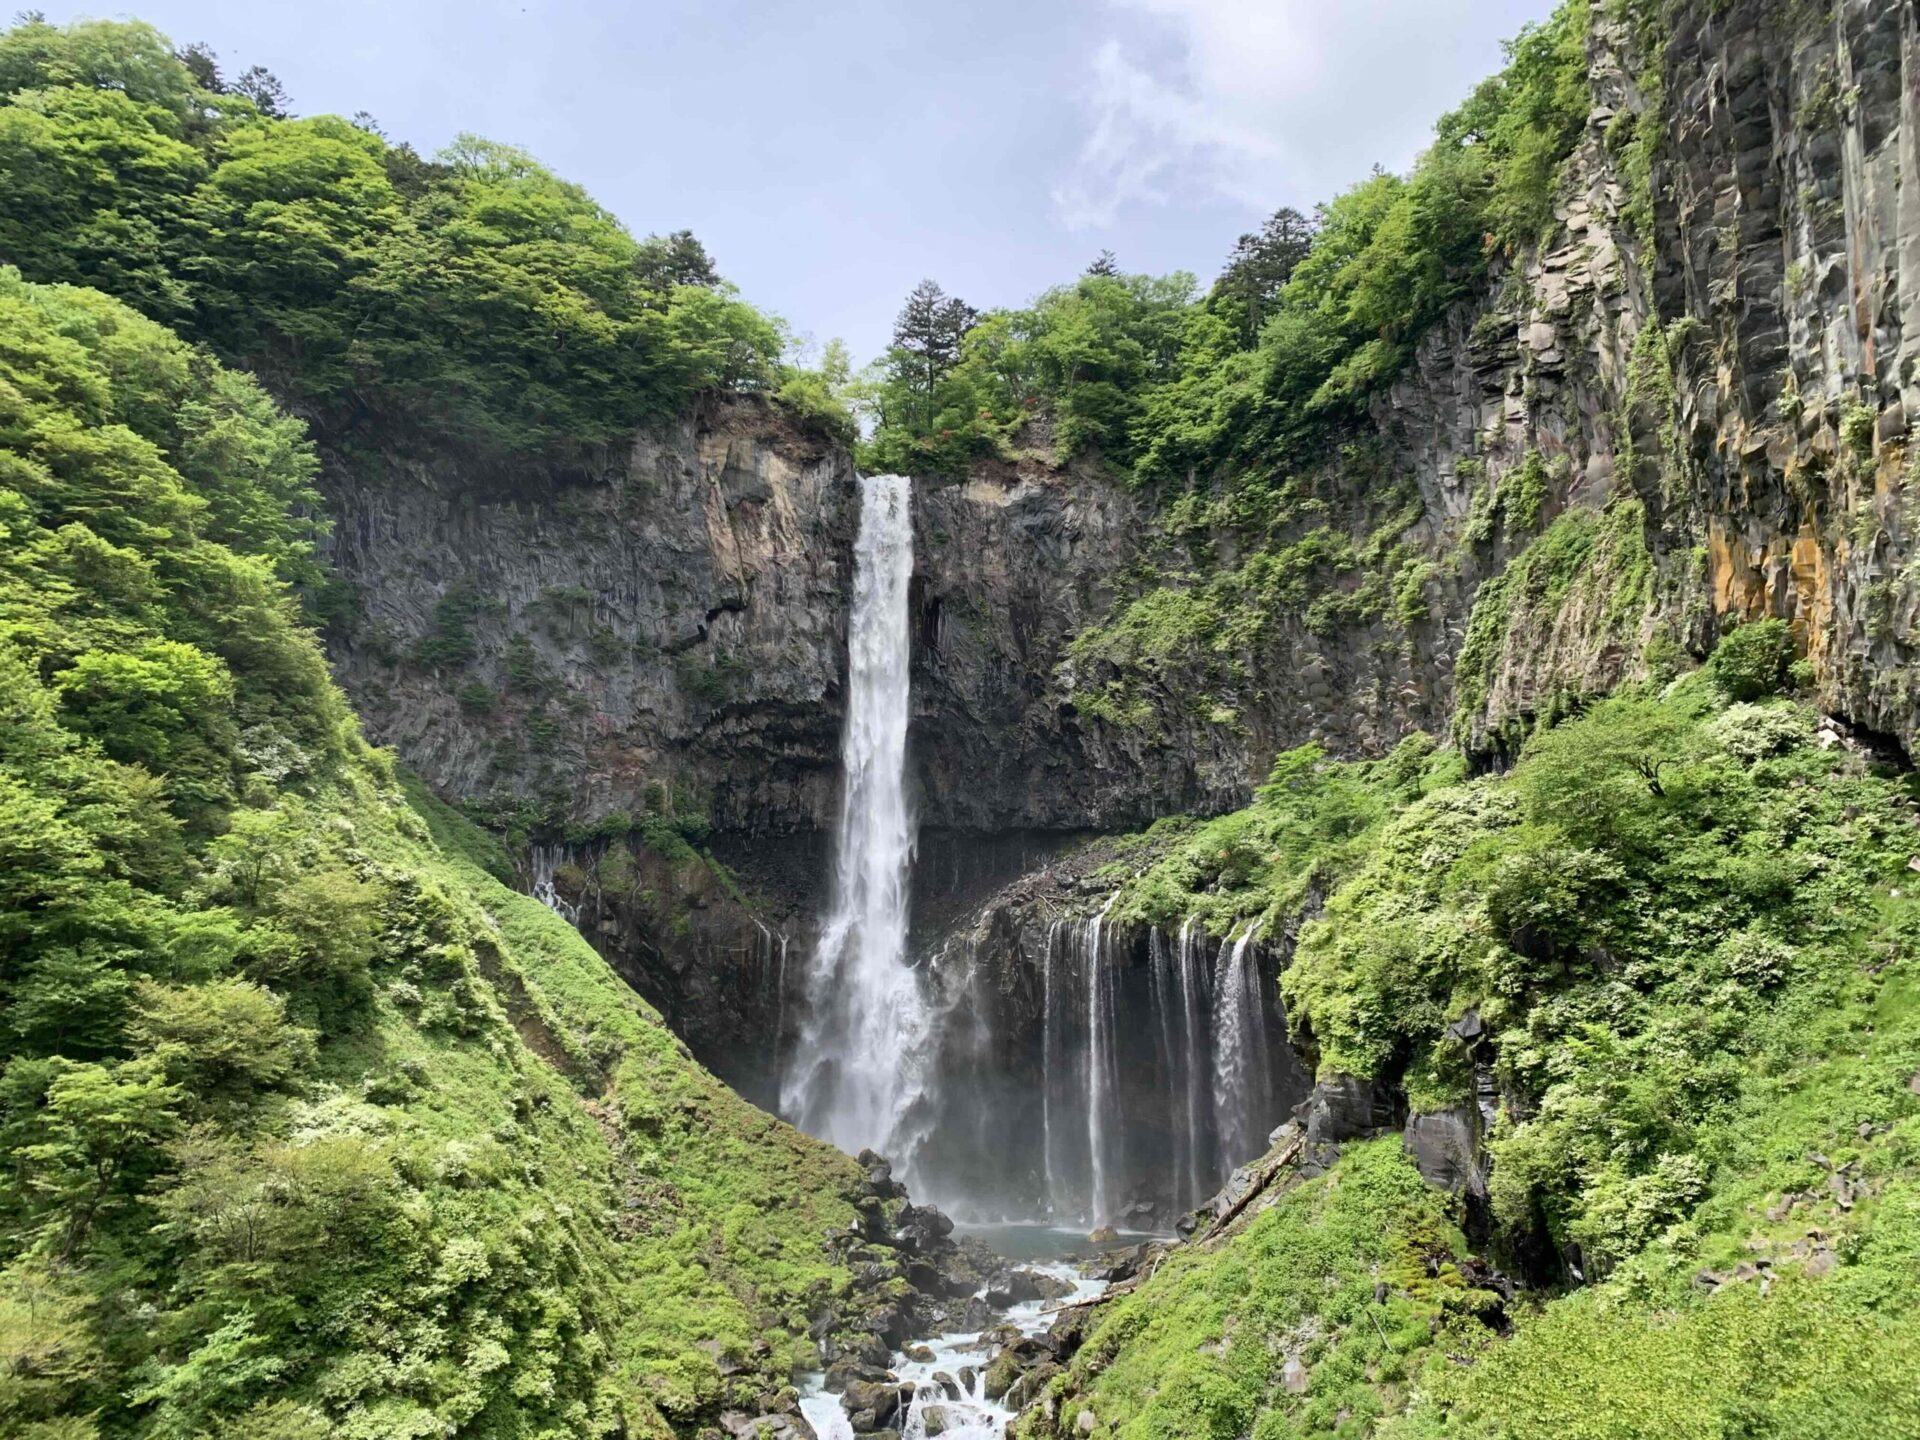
41,0,1553,365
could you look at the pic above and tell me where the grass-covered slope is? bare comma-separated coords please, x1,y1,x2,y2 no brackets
1020,662,1920,1439
0,268,872,1439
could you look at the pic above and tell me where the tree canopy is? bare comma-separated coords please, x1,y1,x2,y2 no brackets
0,15,853,462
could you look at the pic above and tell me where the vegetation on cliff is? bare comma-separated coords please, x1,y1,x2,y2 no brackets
0,17,855,464
862,0,1586,481
0,266,882,1439
1030,664,1920,1438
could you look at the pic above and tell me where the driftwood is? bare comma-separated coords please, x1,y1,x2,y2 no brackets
1198,1134,1306,1244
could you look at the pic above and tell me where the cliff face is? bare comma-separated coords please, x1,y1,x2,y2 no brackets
323,395,859,840
319,0,1920,1101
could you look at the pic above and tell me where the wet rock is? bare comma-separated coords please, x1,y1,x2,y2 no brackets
1445,1009,1486,1045
1297,1075,1401,1146
719,1414,818,1440
822,1359,892,1393
858,1150,908,1200
903,1344,935,1364
1088,1244,1151,1284
921,1405,955,1437
983,1336,1052,1402
1005,1361,1061,1411
894,1203,955,1252
930,1371,962,1401
841,1378,910,1433
1086,1224,1119,1244
1402,1105,1487,1198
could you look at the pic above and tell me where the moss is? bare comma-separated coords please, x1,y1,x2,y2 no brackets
1451,499,1652,741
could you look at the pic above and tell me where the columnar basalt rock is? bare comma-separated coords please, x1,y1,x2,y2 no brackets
318,0,1920,1167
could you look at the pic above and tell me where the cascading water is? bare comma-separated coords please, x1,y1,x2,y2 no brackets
1161,918,1205,1215
782,474,931,1161
1210,922,1272,1169
1041,918,1061,1213
530,844,578,924
1083,893,1120,1225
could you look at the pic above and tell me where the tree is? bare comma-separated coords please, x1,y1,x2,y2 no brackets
1216,206,1316,345
175,41,220,91
1086,249,1119,277
634,228,719,292
230,64,288,118
886,278,976,437
15,1057,182,1259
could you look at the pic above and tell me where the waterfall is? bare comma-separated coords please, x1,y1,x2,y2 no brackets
1084,893,1119,1225
1149,928,1187,1217
1172,918,1210,1214
1210,922,1266,1168
782,474,929,1161
1041,918,1061,1214
530,844,578,924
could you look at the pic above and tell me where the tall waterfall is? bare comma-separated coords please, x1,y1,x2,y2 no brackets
783,474,929,1160
1083,894,1121,1225
1172,918,1212,1214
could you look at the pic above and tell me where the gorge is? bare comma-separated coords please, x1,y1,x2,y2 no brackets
2,2,1919,1437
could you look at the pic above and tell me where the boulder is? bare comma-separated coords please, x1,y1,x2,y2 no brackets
921,1406,955,1437
1402,1105,1486,1197
1296,1075,1400,1146
930,1371,962,1401
1005,1361,1061,1410
840,1379,908,1433
895,1203,955,1252
719,1414,818,1440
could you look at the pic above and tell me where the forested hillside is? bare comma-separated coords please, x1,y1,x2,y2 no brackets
0,16,854,464
4,3,1919,1439
0,260,898,1440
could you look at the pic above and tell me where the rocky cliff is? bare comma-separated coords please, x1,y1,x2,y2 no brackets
318,0,1920,1118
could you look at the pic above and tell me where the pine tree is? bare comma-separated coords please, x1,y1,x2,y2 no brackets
1217,207,1316,344
1085,249,1120,277
889,279,976,436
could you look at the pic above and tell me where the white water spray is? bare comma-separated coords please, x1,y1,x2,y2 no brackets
783,474,929,1160
1211,921,1268,1167
1084,892,1120,1225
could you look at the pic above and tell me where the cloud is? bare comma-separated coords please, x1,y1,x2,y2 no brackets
1053,0,1547,231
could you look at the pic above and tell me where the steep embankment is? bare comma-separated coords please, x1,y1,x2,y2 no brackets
1007,678,1920,1437
1041,0,1919,772
0,271,979,1440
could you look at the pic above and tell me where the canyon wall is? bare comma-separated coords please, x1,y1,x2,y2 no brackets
317,0,1920,1144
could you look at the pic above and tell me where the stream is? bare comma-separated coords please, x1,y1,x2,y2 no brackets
799,1260,1104,1440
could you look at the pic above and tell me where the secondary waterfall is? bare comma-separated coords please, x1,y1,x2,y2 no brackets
783,474,929,1160
1083,894,1121,1226
1211,923,1273,1171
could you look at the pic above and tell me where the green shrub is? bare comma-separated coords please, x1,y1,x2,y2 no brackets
1707,618,1793,701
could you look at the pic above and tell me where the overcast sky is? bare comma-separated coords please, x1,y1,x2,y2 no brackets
42,0,1552,364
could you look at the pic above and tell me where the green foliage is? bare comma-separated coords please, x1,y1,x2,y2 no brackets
862,270,1194,474
1706,617,1792,702
1451,499,1653,740
0,16,852,464
869,3,1588,485
0,267,875,1439
1062,686,1920,1438
1111,737,1457,933
1021,1141,1499,1440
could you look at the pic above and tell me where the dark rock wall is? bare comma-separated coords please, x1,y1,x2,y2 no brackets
315,0,1920,1151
